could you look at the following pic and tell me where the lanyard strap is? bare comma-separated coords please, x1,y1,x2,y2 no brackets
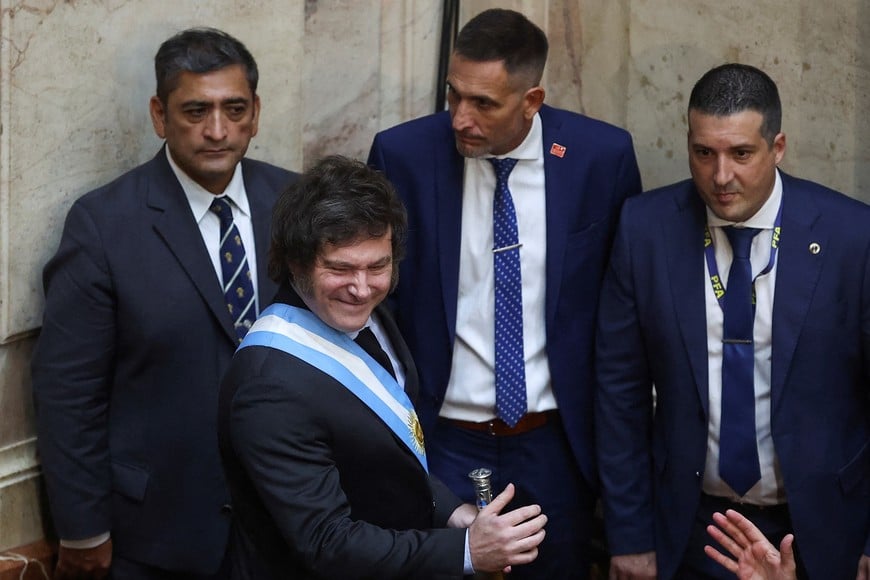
704,203,782,309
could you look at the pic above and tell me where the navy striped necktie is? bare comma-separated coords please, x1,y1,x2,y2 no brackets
209,197,256,343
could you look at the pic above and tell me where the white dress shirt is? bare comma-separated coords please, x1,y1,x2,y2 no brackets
702,169,786,504
440,113,557,421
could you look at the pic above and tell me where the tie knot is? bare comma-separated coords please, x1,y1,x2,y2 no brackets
489,157,519,184
724,226,760,259
209,197,234,226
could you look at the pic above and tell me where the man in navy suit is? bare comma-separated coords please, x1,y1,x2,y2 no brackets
31,28,295,579
368,9,642,577
218,155,547,579
595,63,870,579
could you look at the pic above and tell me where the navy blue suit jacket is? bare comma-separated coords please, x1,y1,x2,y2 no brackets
368,105,642,486
218,285,466,580
31,149,295,573
595,172,870,578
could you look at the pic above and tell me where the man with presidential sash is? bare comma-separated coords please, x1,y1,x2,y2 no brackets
217,155,547,579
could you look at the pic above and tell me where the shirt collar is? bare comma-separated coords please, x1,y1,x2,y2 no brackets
706,168,783,230
165,147,249,223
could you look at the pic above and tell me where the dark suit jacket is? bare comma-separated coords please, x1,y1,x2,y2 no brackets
218,285,466,580
31,149,295,573
595,172,870,579
367,105,642,486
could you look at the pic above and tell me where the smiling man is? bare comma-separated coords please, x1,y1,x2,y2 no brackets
218,156,547,579
367,9,642,578
595,63,870,579
31,28,295,579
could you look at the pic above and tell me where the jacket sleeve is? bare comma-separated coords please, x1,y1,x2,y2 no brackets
594,201,657,555
31,200,115,540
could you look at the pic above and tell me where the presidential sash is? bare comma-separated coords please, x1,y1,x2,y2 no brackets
239,303,428,472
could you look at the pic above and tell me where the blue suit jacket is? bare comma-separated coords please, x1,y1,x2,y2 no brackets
595,172,870,578
31,149,295,573
368,105,642,486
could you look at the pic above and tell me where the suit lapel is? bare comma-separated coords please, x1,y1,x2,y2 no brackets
540,106,572,325
434,121,465,345
665,186,711,415
242,159,279,310
770,177,823,412
147,149,238,346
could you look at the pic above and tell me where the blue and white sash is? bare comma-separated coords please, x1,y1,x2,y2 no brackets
239,303,427,472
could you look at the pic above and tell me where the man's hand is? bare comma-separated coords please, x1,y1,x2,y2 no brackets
855,554,870,580
609,551,657,579
55,539,112,580
705,509,796,580
468,483,546,573
447,502,478,528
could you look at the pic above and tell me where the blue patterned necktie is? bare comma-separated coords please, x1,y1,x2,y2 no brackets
719,225,762,496
209,197,257,343
489,157,527,427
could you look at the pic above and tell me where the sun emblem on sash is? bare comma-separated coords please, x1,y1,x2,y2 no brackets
408,411,425,454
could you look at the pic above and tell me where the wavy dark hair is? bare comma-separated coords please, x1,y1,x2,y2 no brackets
268,155,407,291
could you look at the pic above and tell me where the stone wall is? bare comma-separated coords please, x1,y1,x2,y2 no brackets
1,0,866,557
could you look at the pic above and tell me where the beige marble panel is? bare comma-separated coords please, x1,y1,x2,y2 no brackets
0,0,304,341
0,468,45,551
301,0,441,164
0,338,35,448
0,338,42,551
626,0,868,198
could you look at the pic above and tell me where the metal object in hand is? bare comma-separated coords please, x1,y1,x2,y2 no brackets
468,467,494,510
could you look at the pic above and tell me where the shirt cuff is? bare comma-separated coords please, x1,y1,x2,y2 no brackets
60,532,111,550
464,529,475,574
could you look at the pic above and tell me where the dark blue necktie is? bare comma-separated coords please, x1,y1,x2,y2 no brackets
489,157,526,427
209,197,257,343
719,226,762,496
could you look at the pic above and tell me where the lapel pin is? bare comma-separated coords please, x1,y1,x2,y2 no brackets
808,242,821,254
549,143,566,158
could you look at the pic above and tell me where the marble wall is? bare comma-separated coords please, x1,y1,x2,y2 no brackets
1,0,866,553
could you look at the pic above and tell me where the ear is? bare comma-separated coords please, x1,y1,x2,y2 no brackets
149,96,167,139
250,93,261,138
772,132,786,164
523,86,545,120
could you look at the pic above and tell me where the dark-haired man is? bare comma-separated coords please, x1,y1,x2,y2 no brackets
596,63,870,579
368,8,642,578
218,155,546,579
32,28,295,579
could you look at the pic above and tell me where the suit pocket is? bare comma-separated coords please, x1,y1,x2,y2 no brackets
112,461,150,502
838,440,870,497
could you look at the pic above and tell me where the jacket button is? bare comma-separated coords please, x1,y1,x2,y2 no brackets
220,504,233,515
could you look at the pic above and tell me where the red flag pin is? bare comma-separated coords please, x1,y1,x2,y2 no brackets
550,143,566,158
